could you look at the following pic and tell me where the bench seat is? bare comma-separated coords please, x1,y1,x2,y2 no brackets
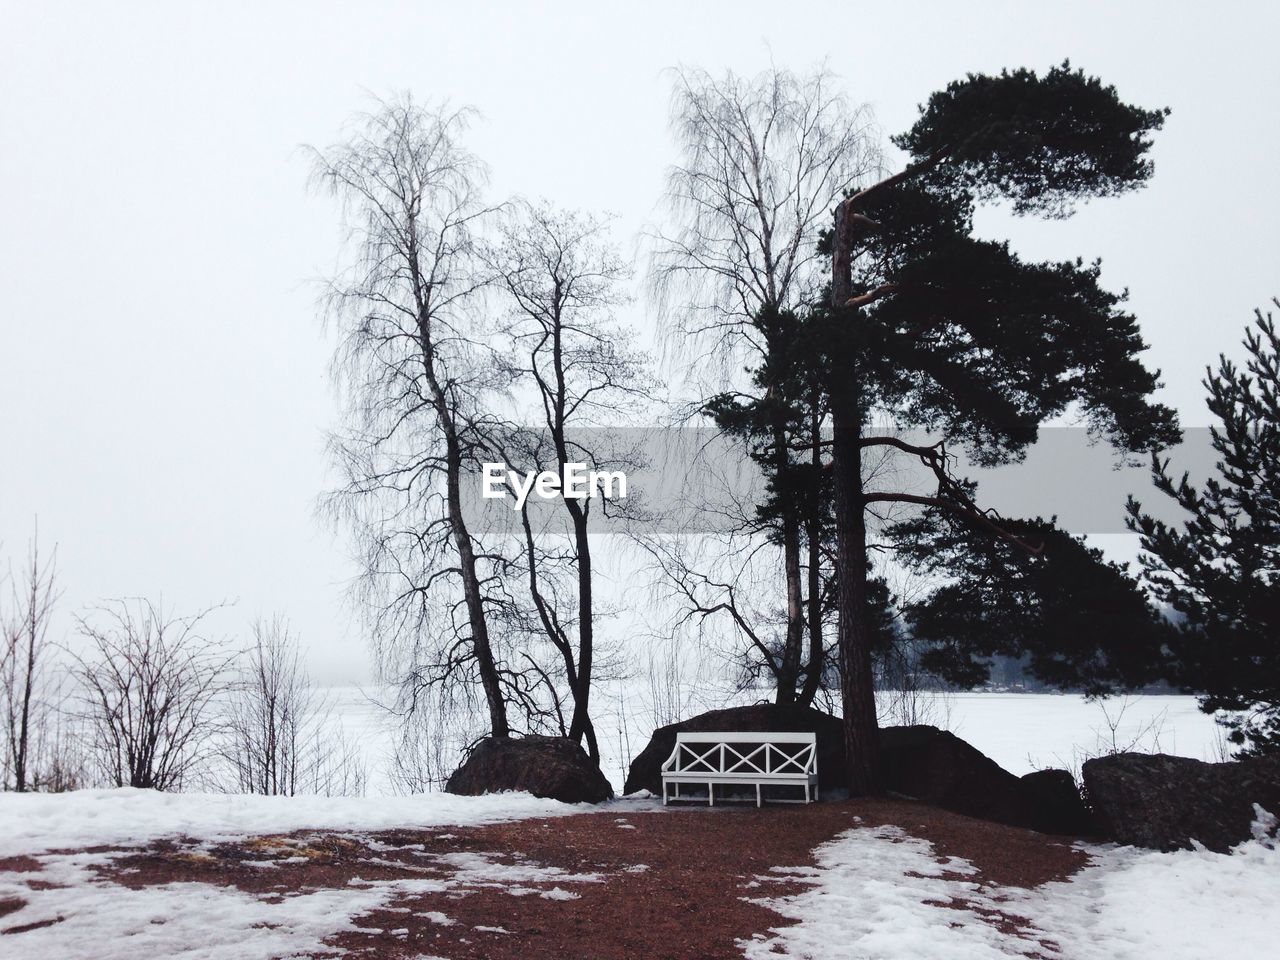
660,731,818,807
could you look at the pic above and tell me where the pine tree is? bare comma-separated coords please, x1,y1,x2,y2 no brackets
1129,301,1280,755
824,63,1180,791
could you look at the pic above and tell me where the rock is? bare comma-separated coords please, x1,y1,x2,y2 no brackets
446,735,613,804
1083,752,1280,852
879,725,1031,828
1019,768,1093,835
626,710,1096,835
623,703,847,797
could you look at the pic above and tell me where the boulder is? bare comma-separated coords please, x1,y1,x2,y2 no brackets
1083,752,1280,852
623,703,847,797
1019,768,1094,836
625,709,1101,834
879,725,1031,828
446,734,614,804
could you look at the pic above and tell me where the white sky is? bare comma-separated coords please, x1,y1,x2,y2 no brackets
2,1,1277,683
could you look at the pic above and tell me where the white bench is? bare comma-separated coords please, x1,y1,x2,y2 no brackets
660,731,818,807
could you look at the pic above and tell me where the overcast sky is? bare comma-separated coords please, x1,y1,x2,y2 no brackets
2,1,1277,683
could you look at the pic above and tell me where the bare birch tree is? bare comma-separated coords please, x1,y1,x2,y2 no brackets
647,65,879,705
485,201,655,762
650,63,879,364
310,96,515,739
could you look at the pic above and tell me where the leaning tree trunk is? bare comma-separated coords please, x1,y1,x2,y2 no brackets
830,202,882,794
565,500,601,763
444,441,510,739
419,321,509,740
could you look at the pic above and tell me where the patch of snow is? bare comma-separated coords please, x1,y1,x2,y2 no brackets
540,886,581,901
416,910,456,925
741,826,1029,960
0,852,452,960
741,809,1280,960
0,787,595,858
1251,802,1278,842
1023,808,1280,960
430,850,602,888
0,812,613,958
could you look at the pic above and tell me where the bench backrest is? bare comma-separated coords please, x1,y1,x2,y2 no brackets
662,731,817,776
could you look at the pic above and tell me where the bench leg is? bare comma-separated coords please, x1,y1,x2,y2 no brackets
756,783,761,808
662,780,667,806
708,782,714,807
804,782,810,804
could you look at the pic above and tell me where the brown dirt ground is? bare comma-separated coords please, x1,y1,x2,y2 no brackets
1,798,1090,959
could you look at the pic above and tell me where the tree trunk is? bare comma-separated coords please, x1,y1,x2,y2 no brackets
419,317,509,740
770,380,805,705
548,291,600,765
798,402,825,709
13,584,40,792
776,501,805,706
443,430,509,739
15,637,33,792
831,202,882,794
565,500,600,762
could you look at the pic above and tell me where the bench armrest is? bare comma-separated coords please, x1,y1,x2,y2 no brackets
660,742,680,772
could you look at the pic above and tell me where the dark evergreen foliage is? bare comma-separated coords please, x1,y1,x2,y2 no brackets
842,68,1180,463
893,513,1172,693
1129,304,1280,755
895,62,1169,217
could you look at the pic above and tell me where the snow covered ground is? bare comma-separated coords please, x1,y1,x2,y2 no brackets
1,850,456,960
3,790,1275,959
743,810,1280,960
0,692,1251,959
0,787,598,859
0,789,617,960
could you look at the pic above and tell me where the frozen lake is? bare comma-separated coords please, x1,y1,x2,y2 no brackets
930,692,1225,776
320,687,1227,796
